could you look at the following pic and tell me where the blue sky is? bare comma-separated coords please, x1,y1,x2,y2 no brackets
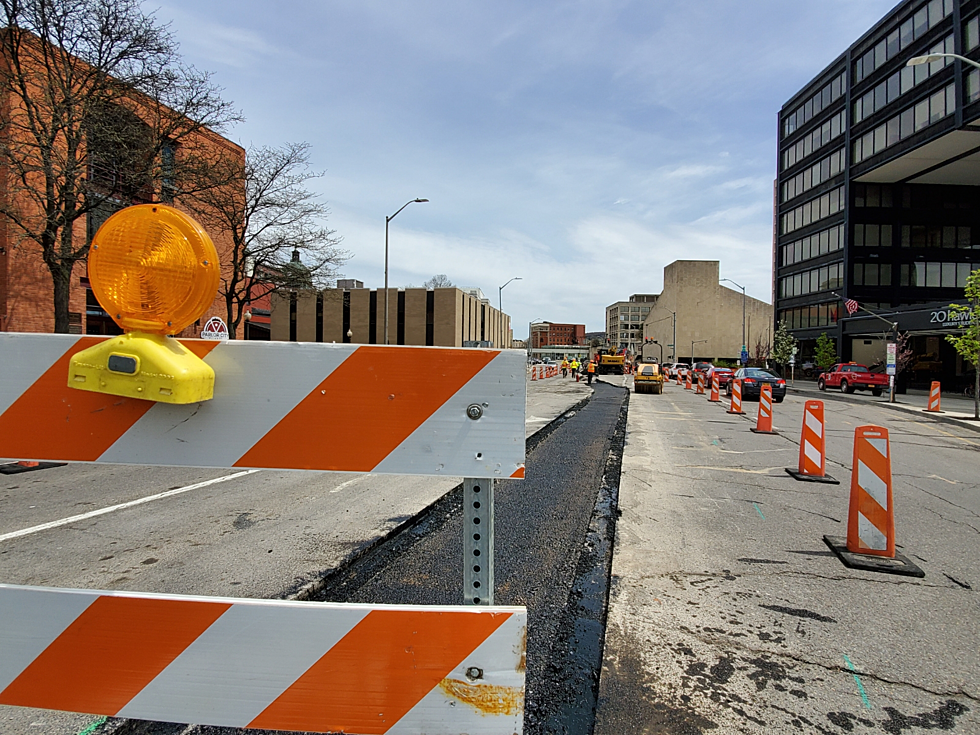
155,0,898,337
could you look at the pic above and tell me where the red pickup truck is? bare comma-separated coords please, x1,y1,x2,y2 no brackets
817,363,889,396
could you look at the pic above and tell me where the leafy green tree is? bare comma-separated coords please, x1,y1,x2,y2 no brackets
770,320,797,371
814,333,838,370
945,268,980,419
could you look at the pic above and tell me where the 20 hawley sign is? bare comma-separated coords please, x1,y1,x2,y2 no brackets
842,303,974,334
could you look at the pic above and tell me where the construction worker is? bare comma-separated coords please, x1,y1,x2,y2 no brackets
570,358,580,381
586,359,596,385
561,358,569,378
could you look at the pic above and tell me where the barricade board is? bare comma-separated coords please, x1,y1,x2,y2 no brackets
0,335,526,478
0,583,526,734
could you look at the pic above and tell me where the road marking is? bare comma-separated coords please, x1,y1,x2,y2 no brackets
843,654,872,710
0,471,260,543
753,503,765,519
928,474,958,485
329,477,363,494
912,420,979,447
676,465,788,475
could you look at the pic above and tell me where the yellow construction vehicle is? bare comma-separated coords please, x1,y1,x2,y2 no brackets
595,348,625,375
633,363,664,394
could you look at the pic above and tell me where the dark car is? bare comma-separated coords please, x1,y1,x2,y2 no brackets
692,362,713,380
725,368,786,402
705,366,734,389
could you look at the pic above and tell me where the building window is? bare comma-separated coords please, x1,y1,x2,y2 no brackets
781,147,845,202
781,186,844,235
853,83,955,163
853,35,953,124
782,110,845,170
854,223,893,247
900,224,973,248
854,0,953,85
783,71,846,137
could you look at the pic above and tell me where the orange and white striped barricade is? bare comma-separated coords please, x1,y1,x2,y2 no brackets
675,370,682,386
750,383,778,434
696,373,705,394
708,374,721,402
531,366,537,381
0,583,526,733
786,400,838,484
727,378,745,415
824,426,923,577
923,381,942,413
0,334,531,729
0,336,526,479
684,371,692,390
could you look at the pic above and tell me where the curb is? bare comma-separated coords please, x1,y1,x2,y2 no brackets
787,386,980,434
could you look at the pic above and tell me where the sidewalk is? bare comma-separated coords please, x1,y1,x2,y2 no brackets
786,378,980,432
525,369,592,436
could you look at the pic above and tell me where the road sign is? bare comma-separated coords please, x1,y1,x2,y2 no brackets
201,316,229,340
0,334,526,479
886,342,897,376
740,348,748,364
0,584,526,733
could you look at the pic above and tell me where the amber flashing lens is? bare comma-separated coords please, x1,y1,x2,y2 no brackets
88,204,220,335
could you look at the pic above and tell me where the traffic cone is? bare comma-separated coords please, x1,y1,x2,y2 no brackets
696,373,705,394
532,366,537,381
708,375,720,402
923,381,942,413
728,378,745,415
750,383,778,434
823,425,924,577
786,400,838,483
847,426,895,557
675,371,681,385
685,372,692,390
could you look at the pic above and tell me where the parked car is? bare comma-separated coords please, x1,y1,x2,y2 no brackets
692,362,713,380
704,366,734,389
667,362,690,379
725,368,786,402
817,363,889,395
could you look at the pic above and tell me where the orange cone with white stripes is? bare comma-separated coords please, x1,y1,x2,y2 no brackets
675,371,681,385
786,400,838,483
923,381,942,413
708,374,720,402
823,425,924,577
728,378,745,415
848,426,895,557
750,383,778,434
696,373,705,394
685,371,692,390
531,366,537,381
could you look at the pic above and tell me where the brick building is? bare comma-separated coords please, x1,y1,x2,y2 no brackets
530,322,586,349
0,29,244,337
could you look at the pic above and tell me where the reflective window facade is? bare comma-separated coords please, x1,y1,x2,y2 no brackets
776,0,980,349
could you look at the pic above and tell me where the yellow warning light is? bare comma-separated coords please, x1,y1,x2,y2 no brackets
68,204,220,404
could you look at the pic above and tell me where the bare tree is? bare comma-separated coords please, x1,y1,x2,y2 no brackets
0,0,241,332
423,274,454,289
185,142,348,339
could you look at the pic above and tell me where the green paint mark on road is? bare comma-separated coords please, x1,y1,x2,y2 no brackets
753,503,765,519
77,717,108,735
843,654,872,710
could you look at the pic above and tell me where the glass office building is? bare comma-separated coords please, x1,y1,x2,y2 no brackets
776,0,979,388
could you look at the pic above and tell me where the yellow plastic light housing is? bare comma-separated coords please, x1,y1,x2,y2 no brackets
88,204,219,335
68,204,220,404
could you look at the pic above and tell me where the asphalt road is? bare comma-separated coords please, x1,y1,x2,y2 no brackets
596,379,980,734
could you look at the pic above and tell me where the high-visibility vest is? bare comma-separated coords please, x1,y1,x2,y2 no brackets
587,362,595,373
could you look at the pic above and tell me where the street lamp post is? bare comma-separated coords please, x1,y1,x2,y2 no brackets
384,198,428,345
907,52,980,71
720,278,746,364
692,339,708,365
499,277,522,312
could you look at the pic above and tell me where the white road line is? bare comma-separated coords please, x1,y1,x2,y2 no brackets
329,476,364,494
0,470,260,543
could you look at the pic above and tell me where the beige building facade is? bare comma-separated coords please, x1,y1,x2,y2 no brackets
642,261,773,363
605,294,658,351
270,286,512,347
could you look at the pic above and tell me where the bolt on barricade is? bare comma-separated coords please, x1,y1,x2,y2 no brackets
924,381,942,412
786,400,838,484
750,383,778,434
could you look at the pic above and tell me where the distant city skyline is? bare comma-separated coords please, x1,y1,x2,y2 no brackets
158,0,898,336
